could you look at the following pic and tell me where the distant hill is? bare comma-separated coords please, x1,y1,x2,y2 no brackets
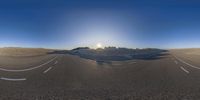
0,47,54,56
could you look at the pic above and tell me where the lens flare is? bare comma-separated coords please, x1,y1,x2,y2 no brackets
96,43,102,48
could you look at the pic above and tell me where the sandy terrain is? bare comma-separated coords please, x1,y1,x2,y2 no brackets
0,47,54,56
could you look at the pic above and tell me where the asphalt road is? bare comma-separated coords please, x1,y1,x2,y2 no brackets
1,51,200,100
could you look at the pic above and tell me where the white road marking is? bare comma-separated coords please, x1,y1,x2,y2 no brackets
0,56,57,72
54,61,58,64
174,60,178,64
0,77,26,81
180,66,190,74
174,55,200,70
43,67,52,74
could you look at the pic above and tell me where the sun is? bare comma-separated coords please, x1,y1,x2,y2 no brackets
96,43,102,48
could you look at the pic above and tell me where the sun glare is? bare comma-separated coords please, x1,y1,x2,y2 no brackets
96,43,102,48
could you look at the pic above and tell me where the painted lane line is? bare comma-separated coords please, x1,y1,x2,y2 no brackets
174,55,200,70
180,66,190,74
54,61,58,64
43,67,52,74
0,77,26,81
174,60,178,64
0,56,57,72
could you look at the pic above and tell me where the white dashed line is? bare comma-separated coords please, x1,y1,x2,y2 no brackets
43,67,52,74
0,56,57,72
54,61,58,64
0,77,26,81
180,66,190,74
174,55,200,70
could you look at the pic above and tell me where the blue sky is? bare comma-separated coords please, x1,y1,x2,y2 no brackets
0,0,200,49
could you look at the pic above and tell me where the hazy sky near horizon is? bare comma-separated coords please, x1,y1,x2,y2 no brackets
0,0,200,49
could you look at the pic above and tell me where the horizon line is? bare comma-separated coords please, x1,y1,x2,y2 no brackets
0,46,200,50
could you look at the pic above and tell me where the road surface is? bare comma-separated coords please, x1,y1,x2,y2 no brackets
0,51,200,100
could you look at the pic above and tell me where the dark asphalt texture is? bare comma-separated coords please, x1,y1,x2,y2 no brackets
0,51,200,100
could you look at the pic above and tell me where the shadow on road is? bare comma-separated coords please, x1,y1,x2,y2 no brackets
47,50,69,54
95,51,169,65
48,49,169,65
